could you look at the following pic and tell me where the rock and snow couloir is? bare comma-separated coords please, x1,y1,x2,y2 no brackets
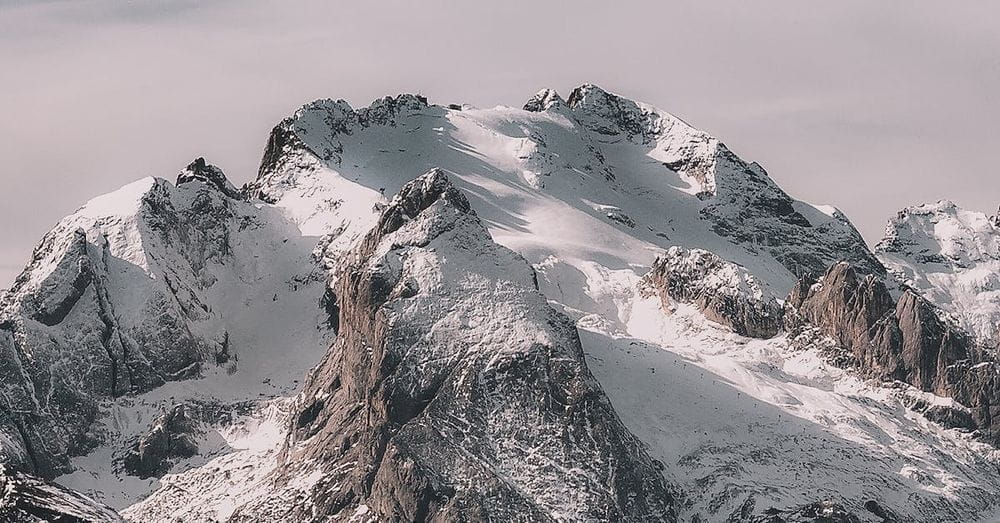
2,84,1000,522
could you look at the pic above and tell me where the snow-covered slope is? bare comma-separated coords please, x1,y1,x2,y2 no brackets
876,200,1000,344
606,294,1000,521
0,159,335,504
3,84,998,522
247,84,880,301
0,464,122,522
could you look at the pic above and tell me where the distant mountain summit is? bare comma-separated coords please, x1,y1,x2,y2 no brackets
876,199,1000,343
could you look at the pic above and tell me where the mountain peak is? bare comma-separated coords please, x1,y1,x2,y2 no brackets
374,168,472,239
523,88,564,112
876,200,1000,343
176,157,240,198
562,83,663,141
565,83,613,106
876,200,999,261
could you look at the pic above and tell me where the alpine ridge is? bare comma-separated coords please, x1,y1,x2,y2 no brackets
3,84,1000,522
876,200,1000,344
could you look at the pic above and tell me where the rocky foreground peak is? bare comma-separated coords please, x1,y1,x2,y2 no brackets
372,167,471,238
228,170,677,521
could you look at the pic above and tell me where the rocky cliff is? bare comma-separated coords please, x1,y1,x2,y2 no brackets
786,262,1000,443
641,246,783,338
230,170,677,522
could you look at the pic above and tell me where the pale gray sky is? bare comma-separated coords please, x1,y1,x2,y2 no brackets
2,1,998,288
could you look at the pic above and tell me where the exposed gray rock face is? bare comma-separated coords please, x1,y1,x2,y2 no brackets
941,360,1000,443
786,262,969,392
900,394,977,432
523,88,564,112
231,170,676,522
696,152,886,280
642,246,783,338
786,262,1000,444
731,496,901,523
177,157,241,199
0,464,122,522
123,404,200,479
744,500,869,523
565,84,664,143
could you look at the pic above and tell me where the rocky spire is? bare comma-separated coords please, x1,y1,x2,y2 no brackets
785,261,1000,444
231,169,677,521
786,262,969,392
523,88,564,112
176,157,240,199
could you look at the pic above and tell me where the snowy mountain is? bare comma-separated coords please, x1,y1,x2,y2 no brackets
223,170,675,521
3,85,1000,522
876,200,1000,345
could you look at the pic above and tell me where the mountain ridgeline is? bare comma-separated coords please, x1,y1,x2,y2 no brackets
1,85,999,522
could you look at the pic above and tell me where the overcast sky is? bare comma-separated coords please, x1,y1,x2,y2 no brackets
2,1,998,288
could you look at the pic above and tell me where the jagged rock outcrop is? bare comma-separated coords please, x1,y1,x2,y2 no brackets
123,404,200,479
898,391,977,432
875,200,1000,343
941,360,1000,443
786,262,1000,443
786,262,969,392
0,465,122,522
177,157,241,199
523,88,564,112
0,160,313,477
230,170,677,522
642,246,783,338
745,500,869,523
